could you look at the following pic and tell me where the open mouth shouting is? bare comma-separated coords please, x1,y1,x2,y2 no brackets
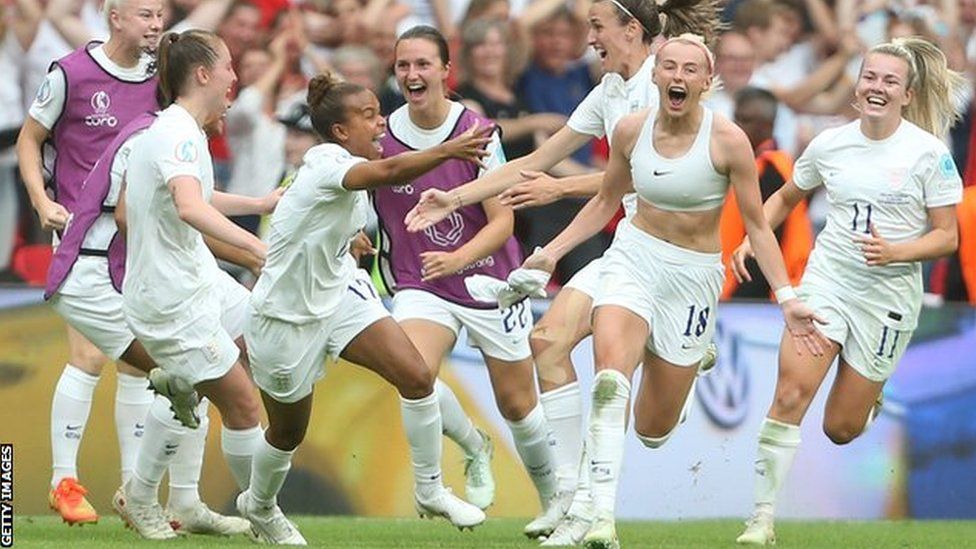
372,131,385,155
667,86,688,110
405,81,427,102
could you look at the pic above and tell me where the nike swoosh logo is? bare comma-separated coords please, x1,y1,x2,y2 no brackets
135,424,145,430
66,425,82,431
681,344,694,350
653,170,671,176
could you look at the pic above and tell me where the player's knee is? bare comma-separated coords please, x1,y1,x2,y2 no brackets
71,352,108,373
530,323,575,362
267,421,307,451
222,392,262,430
771,384,810,417
496,390,534,421
397,364,434,400
823,418,860,446
633,413,679,448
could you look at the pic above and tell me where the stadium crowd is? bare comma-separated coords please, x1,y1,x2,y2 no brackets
1,0,974,302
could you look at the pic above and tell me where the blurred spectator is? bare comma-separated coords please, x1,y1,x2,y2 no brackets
333,44,383,92
225,31,292,234
218,0,263,61
517,7,594,166
720,87,812,300
456,18,561,161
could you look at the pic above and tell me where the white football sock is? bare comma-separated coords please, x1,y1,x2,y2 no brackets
128,396,185,505
249,435,295,509
167,399,210,511
221,425,263,491
753,417,801,515
400,392,443,500
507,403,558,505
435,379,483,456
50,364,99,487
540,381,583,493
586,370,630,518
115,372,153,485
566,439,593,519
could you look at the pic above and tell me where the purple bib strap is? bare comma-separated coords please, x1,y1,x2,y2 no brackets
45,113,157,299
373,107,523,309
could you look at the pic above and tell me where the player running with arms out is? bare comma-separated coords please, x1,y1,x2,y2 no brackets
15,0,163,525
400,3,723,543
520,35,827,549
732,38,966,546
375,25,561,538
239,71,494,544
114,29,276,540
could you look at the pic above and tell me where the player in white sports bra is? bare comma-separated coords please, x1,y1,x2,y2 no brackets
520,36,829,549
402,2,724,542
731,38,966,547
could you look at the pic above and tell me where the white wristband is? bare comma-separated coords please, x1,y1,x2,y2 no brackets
774,286,797,304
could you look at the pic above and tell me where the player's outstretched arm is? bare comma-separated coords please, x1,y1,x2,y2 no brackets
343,121,493,191
405,126,592,231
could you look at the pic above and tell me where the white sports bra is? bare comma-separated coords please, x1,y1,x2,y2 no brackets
630,107,728,212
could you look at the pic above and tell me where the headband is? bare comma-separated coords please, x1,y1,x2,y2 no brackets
659,34,715,73
606,0,651,36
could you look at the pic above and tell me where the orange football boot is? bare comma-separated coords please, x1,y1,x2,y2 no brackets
49,477,98,525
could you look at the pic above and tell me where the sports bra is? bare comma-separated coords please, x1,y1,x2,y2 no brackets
631,106,728,212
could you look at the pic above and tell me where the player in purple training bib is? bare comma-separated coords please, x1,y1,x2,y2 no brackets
371,25,560,538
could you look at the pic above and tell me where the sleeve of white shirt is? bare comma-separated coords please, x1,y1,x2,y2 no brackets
922,147,963,208
27,68,67,130
566,83,606,138
478,129,506,176
791,133,824,191
154,130,205,184
326,150,367,192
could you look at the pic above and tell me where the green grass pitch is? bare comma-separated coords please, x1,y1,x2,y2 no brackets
11,516,976,548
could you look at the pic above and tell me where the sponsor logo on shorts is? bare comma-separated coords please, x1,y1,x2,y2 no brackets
85,91,118,127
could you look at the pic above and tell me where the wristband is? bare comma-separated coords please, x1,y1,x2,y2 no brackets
774,285,797,304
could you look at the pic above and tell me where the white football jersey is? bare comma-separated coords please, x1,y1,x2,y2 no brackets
122,104,220,321
250,143,367,323
793,119,962,328
567,55,658,218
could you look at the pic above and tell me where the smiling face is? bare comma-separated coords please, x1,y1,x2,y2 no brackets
335,89,386,160
652,40,712,117
587,1,640,75
394,37,450,113
111,0,164,53
855,52,913,125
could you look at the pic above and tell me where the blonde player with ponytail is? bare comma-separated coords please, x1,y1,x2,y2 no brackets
732,37,966,546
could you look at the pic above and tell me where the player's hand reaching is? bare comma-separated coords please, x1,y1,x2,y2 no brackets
854,224,897,266
420,250,466,281
499,170,563,210
260,187,287,214
350,231,377,262
35,198,71,232
522,247,557,274
438,120,494,169
780,298,830,357
405,189,456,233
730,237,755,283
